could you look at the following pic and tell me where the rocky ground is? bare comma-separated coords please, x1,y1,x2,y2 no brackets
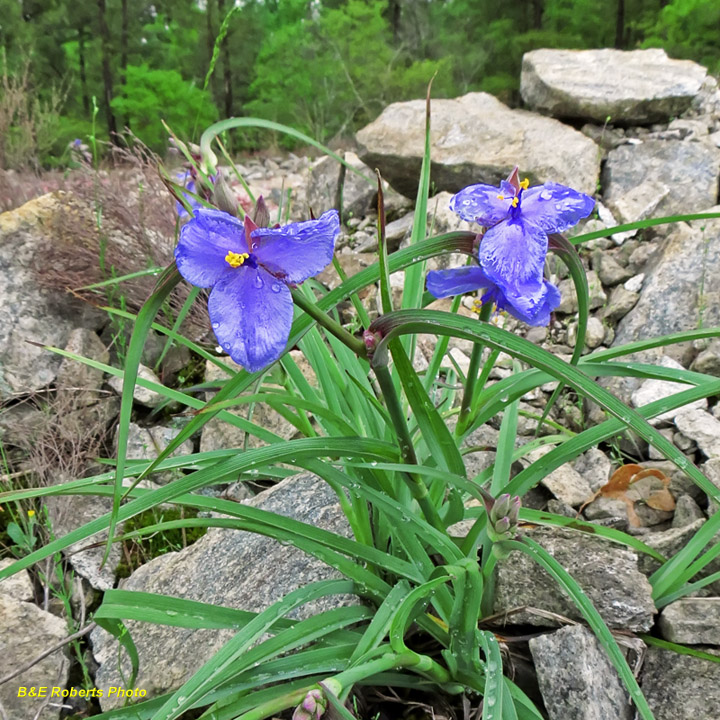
1,47,720,719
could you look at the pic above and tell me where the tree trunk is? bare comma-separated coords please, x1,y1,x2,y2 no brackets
97,0,119,142
531,0,543,29
78,27,90,117
205,0,217,100
217,0,233,120
386,0,401,41
615,0,625,48
120,0,129,84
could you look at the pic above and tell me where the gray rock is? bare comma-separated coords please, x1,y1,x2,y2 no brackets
529,625,633,720
493,527,655,630
199,358,299,456
636,520,720,593
568,316,605,350
675,409,720,458
91,474,358,709
557,270,607,315
631,356,708,425
692,339,720,376
672,494,706,528
593,251,633,287
356,92,599,198
614,216,720,354
521,48,707,124
0,558,34,601
0,193,105,398
0,594,70,720
121,422,195,485
585,316,606,349
525,446,593,507
641,644,720,719
47,487,122,591
306,151,377,219
623,273,645,294
56,328,109,407
659,598,720,644
108,363,166,408
603,141,720,225
574,449,612,493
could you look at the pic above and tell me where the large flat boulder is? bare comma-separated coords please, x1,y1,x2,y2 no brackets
356,92,599,197
521,48,707,124
0,193,104,398
91,474,357,710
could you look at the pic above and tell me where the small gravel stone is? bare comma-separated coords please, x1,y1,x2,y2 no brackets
675,409,720,458
601,286,639,322
671,495,706,528
623,273,645,293
108,363,166,408
631,356,708,425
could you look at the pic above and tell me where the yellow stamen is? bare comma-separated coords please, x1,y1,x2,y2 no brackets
511,197,519,208
519,177,530,190
470,299,484,315
497,194,505,200
225,251,249,268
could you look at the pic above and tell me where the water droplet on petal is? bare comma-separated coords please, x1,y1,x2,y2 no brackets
223,343,231,350
251,242,258,250
554,202,563,210
271,283,282,293
212,322,219,329
254,274,264,289
540,189,552,200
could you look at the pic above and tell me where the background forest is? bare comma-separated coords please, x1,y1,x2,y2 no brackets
1,0,719,167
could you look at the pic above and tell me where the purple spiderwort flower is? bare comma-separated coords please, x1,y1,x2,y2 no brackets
175,206,340,373
427,168,594,324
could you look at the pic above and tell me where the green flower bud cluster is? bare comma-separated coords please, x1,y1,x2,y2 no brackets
292,688,327,720
487,493,521,543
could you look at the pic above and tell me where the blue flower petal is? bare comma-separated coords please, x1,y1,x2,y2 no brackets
478,218,549,319
496,280,561,326
520,183,595,234
250,209,340,284
426,266,492,298
175,209,248,288
208,266,293,373
450,184,511,226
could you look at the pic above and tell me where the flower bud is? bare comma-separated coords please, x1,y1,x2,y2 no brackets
292,688,327,720
363,329,383,356
486,493,521,543
212,174,239,216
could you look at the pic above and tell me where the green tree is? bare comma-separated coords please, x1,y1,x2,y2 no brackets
111,64,218,152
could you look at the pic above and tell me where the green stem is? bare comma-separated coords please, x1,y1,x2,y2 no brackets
291,287,366,358
373,355,445,533
333,650,453,689
456,301,494,436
